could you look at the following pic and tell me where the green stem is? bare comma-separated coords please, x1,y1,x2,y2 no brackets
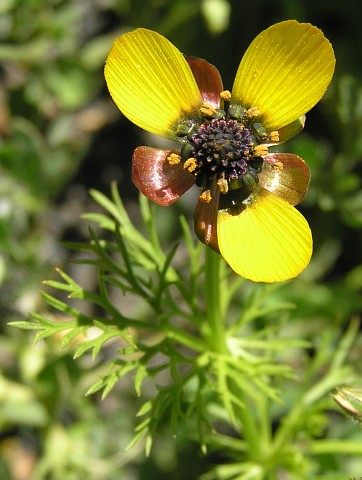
273,360,353,454
236,400,262,458
204,248,227,352
204,247,261,457
310,439,362,455
257,393,272,449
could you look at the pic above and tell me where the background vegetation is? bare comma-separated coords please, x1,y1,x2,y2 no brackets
0,0,361,479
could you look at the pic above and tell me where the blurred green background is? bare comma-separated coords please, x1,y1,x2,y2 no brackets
0,0,361,478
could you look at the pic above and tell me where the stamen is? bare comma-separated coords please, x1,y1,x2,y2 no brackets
167,153,181,165
217,176,229,194
183,157,198,173
220,90,231,101
272,161,284,172
200,190,212,203
200,103,216,117
253,123,268,140
269,131,280,142
247,107,261,118
254,145,269,156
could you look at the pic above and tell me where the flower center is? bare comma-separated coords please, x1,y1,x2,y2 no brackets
175,102,272,198
186,118,263,194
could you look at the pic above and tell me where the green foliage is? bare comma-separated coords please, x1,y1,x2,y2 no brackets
10,184,362,479
1,0,362,478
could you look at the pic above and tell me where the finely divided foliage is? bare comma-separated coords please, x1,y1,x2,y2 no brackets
12,184,360,474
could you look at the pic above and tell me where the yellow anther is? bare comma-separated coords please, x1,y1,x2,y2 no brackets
199,190,212,203
167,153,181,165
254,145,269,156
220,90,231,101
200,103,216,117
269,131,280,142
183,157,198,173
272,161,284,172
247,106,261,118
217,176,228,194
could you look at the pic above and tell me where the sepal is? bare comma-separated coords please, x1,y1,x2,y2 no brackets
186,56,223,109
258,153,310,206
132,146,194,206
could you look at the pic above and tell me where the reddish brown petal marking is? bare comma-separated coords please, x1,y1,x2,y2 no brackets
258,153,310,206
185,56,223,109
193,183,220,253
132,146,194,206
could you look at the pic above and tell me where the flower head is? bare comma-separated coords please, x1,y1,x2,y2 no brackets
332,386,362,423
105,21,335,282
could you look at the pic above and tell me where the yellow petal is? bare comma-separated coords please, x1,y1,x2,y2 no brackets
105,29,203,139
231,21,335,131
217,188,312,282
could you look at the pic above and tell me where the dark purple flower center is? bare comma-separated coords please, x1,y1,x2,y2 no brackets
192,119,251,182
180,116,264,194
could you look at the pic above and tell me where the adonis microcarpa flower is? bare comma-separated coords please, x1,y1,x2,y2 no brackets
104,20,335,282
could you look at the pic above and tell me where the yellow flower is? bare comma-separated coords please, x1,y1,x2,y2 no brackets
105,21,335,282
